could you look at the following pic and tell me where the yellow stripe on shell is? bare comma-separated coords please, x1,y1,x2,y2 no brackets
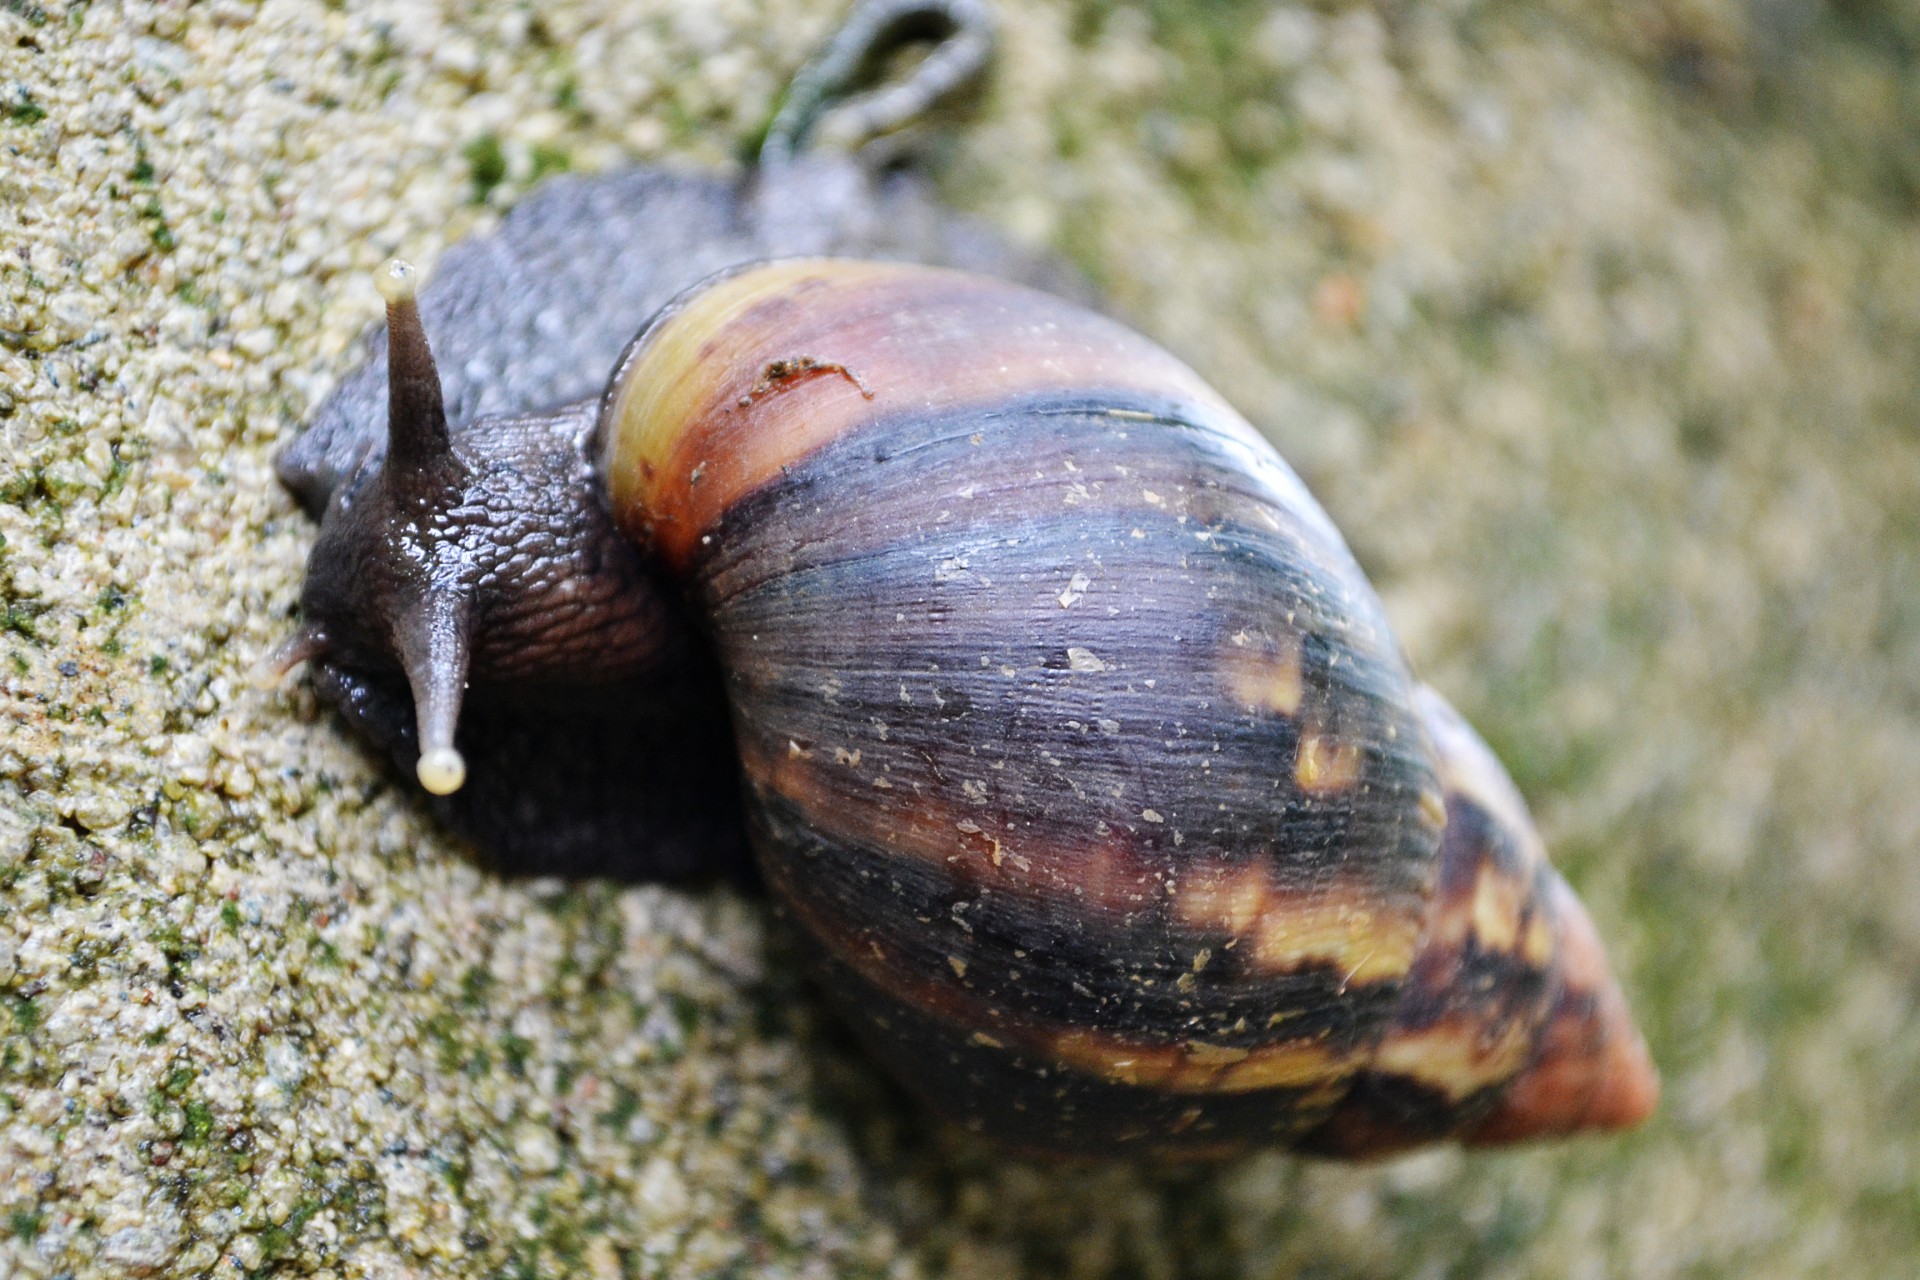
1522,911,1554,967
744,732,1403,927
1251,890,1420,986
1050,1027,1363,1096
1369,1013,1538,1102
1171,864,1425,987
1220,633,1306,716
1294,732,1364,794
1469,863,1525,953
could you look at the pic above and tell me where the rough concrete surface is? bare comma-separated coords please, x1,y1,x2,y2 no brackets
2,0,1917,1276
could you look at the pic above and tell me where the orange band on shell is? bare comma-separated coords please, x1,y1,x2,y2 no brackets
600,259,1258,568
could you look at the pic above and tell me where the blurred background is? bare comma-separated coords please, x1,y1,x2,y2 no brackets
1,0,1916,1276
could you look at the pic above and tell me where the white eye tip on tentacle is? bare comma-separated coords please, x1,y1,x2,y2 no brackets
416,745,468,796
375,257,418,306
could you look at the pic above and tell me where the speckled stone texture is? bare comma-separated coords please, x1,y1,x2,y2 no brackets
2,1,1917,1277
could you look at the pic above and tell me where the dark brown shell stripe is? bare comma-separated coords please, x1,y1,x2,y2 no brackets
677,389,1445,1151
698,389,1441,911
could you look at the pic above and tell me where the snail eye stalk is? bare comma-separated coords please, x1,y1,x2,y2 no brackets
397,588,471,796
376,257,473,796
376,258,454,471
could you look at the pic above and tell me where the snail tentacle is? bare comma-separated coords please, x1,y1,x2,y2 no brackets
374,256,478,795
376,258,455,471
250,625,330,689
397,588,473,796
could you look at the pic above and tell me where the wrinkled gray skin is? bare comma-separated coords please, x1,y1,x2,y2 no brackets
277,0,1077,880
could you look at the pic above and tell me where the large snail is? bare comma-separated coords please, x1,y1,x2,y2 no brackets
267,0,1656,1159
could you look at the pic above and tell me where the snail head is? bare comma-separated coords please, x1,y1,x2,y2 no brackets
261,260,673,798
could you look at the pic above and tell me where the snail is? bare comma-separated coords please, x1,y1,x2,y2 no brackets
265,0,1657,1158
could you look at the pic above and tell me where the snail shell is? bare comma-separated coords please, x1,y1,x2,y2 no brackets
578,258,1654,1155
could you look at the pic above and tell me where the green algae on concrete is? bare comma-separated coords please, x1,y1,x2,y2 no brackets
4,0,1919,1277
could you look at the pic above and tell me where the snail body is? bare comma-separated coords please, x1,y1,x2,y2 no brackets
272,2,1655,1158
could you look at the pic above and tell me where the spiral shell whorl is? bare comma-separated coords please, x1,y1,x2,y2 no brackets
599,260,1337,569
